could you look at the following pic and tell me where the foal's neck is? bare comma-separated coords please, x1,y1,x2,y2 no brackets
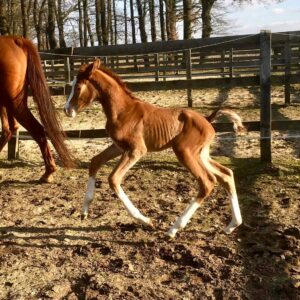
93,69,134,121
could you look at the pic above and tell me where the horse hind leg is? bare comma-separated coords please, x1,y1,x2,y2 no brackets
0,106,19,152
167,147,216,238
11,101,57,182
207,158,242,234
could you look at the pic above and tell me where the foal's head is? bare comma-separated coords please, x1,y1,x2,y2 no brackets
64,59,100,118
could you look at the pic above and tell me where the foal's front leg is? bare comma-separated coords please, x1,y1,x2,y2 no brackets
82,143,123,219
108,149,153,227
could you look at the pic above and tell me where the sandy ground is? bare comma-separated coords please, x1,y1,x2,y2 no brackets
0,86,299,299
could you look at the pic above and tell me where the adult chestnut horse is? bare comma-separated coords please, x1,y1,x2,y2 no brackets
0,36,74,182
65,59,244,238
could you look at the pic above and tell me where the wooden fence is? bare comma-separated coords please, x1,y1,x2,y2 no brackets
6,30,300,162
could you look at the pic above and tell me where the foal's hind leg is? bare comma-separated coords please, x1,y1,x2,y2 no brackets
82,143,123,219
207,158,242,234
11,101,56,182
167,148,216,238
108,148,153,227
0,106,19,152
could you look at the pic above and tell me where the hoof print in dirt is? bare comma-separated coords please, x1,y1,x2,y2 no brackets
159,245,204,269
118,222,139,232
108,258,124,272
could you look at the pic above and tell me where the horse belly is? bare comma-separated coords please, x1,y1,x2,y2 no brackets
0,39,27,100
144,120,180,152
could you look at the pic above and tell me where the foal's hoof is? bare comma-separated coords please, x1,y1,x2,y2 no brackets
39,174,54,183
224,221,242,234
81,213,88,221
141,218,154,229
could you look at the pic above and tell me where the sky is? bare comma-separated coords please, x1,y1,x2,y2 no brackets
226,0,300,35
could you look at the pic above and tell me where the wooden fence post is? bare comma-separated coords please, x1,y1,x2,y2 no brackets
185,49,192,107
8,130,19,160
284,33,291,105
260,30,272,163
64,57,71,83
154,53,159,82
229,48,234,78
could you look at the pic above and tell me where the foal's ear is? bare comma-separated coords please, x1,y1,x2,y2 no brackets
92,59,101,71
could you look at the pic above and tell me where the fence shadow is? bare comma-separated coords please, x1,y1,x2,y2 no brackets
232,158,299,299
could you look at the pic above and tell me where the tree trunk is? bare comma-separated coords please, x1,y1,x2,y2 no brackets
34,0,47,50
129,0,136,44
78,0,84,46
0,1,8,35
47,0,58,49
159,0,165,41
201,0,216,38
136,0,147,43
107,0,113,45
164,0,177,40
95,0,102,45
149,0,156,42
82,0,88,46
56,0,67,47
100,0,108,45
183,0,192,39
86,8,94,46
21,0,28,37
124,0,128,44
113,0,117,44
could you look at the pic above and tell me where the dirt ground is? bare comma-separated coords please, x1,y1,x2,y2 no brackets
0,86,299,299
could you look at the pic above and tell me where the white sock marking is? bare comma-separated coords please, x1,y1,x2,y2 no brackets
167,199,200,238
117,188,151,226
224,193,242,234
82,177,95,216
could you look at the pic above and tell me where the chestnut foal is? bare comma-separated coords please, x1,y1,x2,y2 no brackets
65,59,243,238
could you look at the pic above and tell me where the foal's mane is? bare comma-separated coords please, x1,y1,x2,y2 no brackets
79,62,138,100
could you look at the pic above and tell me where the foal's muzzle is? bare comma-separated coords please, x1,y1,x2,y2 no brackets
64,104,77,118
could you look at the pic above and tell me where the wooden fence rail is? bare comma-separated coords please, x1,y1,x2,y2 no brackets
4,30,300,163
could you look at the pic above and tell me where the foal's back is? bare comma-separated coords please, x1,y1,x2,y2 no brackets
121,98,215,152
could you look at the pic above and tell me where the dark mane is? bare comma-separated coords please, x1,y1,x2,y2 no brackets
78,62,138,100
98,65,139,100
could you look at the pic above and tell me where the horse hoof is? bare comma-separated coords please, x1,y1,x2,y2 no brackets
39,174,54,183
166,228,177,239
81,213,88,220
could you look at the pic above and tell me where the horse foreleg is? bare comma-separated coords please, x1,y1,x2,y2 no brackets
0,106,19,152
82,143,123,219
11,101,56,182
108,148,153,227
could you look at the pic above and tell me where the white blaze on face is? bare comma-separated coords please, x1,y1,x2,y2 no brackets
64,77,77,118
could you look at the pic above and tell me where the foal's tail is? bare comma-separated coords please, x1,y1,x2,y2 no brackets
18,38,76,168
206,108,246,133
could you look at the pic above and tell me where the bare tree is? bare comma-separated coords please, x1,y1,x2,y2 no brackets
47,0,58,49
164,0,177,40
136,0,147,43
183,0,193,39
101,0,108,45
0,1,9,35
149,0,156,42
159,0,166,41
129,0,136,43
20,0,28,37
33,0,47,49
56,0,67,47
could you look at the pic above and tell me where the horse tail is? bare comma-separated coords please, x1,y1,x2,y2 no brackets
20,38,76,168
206,108,246,133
